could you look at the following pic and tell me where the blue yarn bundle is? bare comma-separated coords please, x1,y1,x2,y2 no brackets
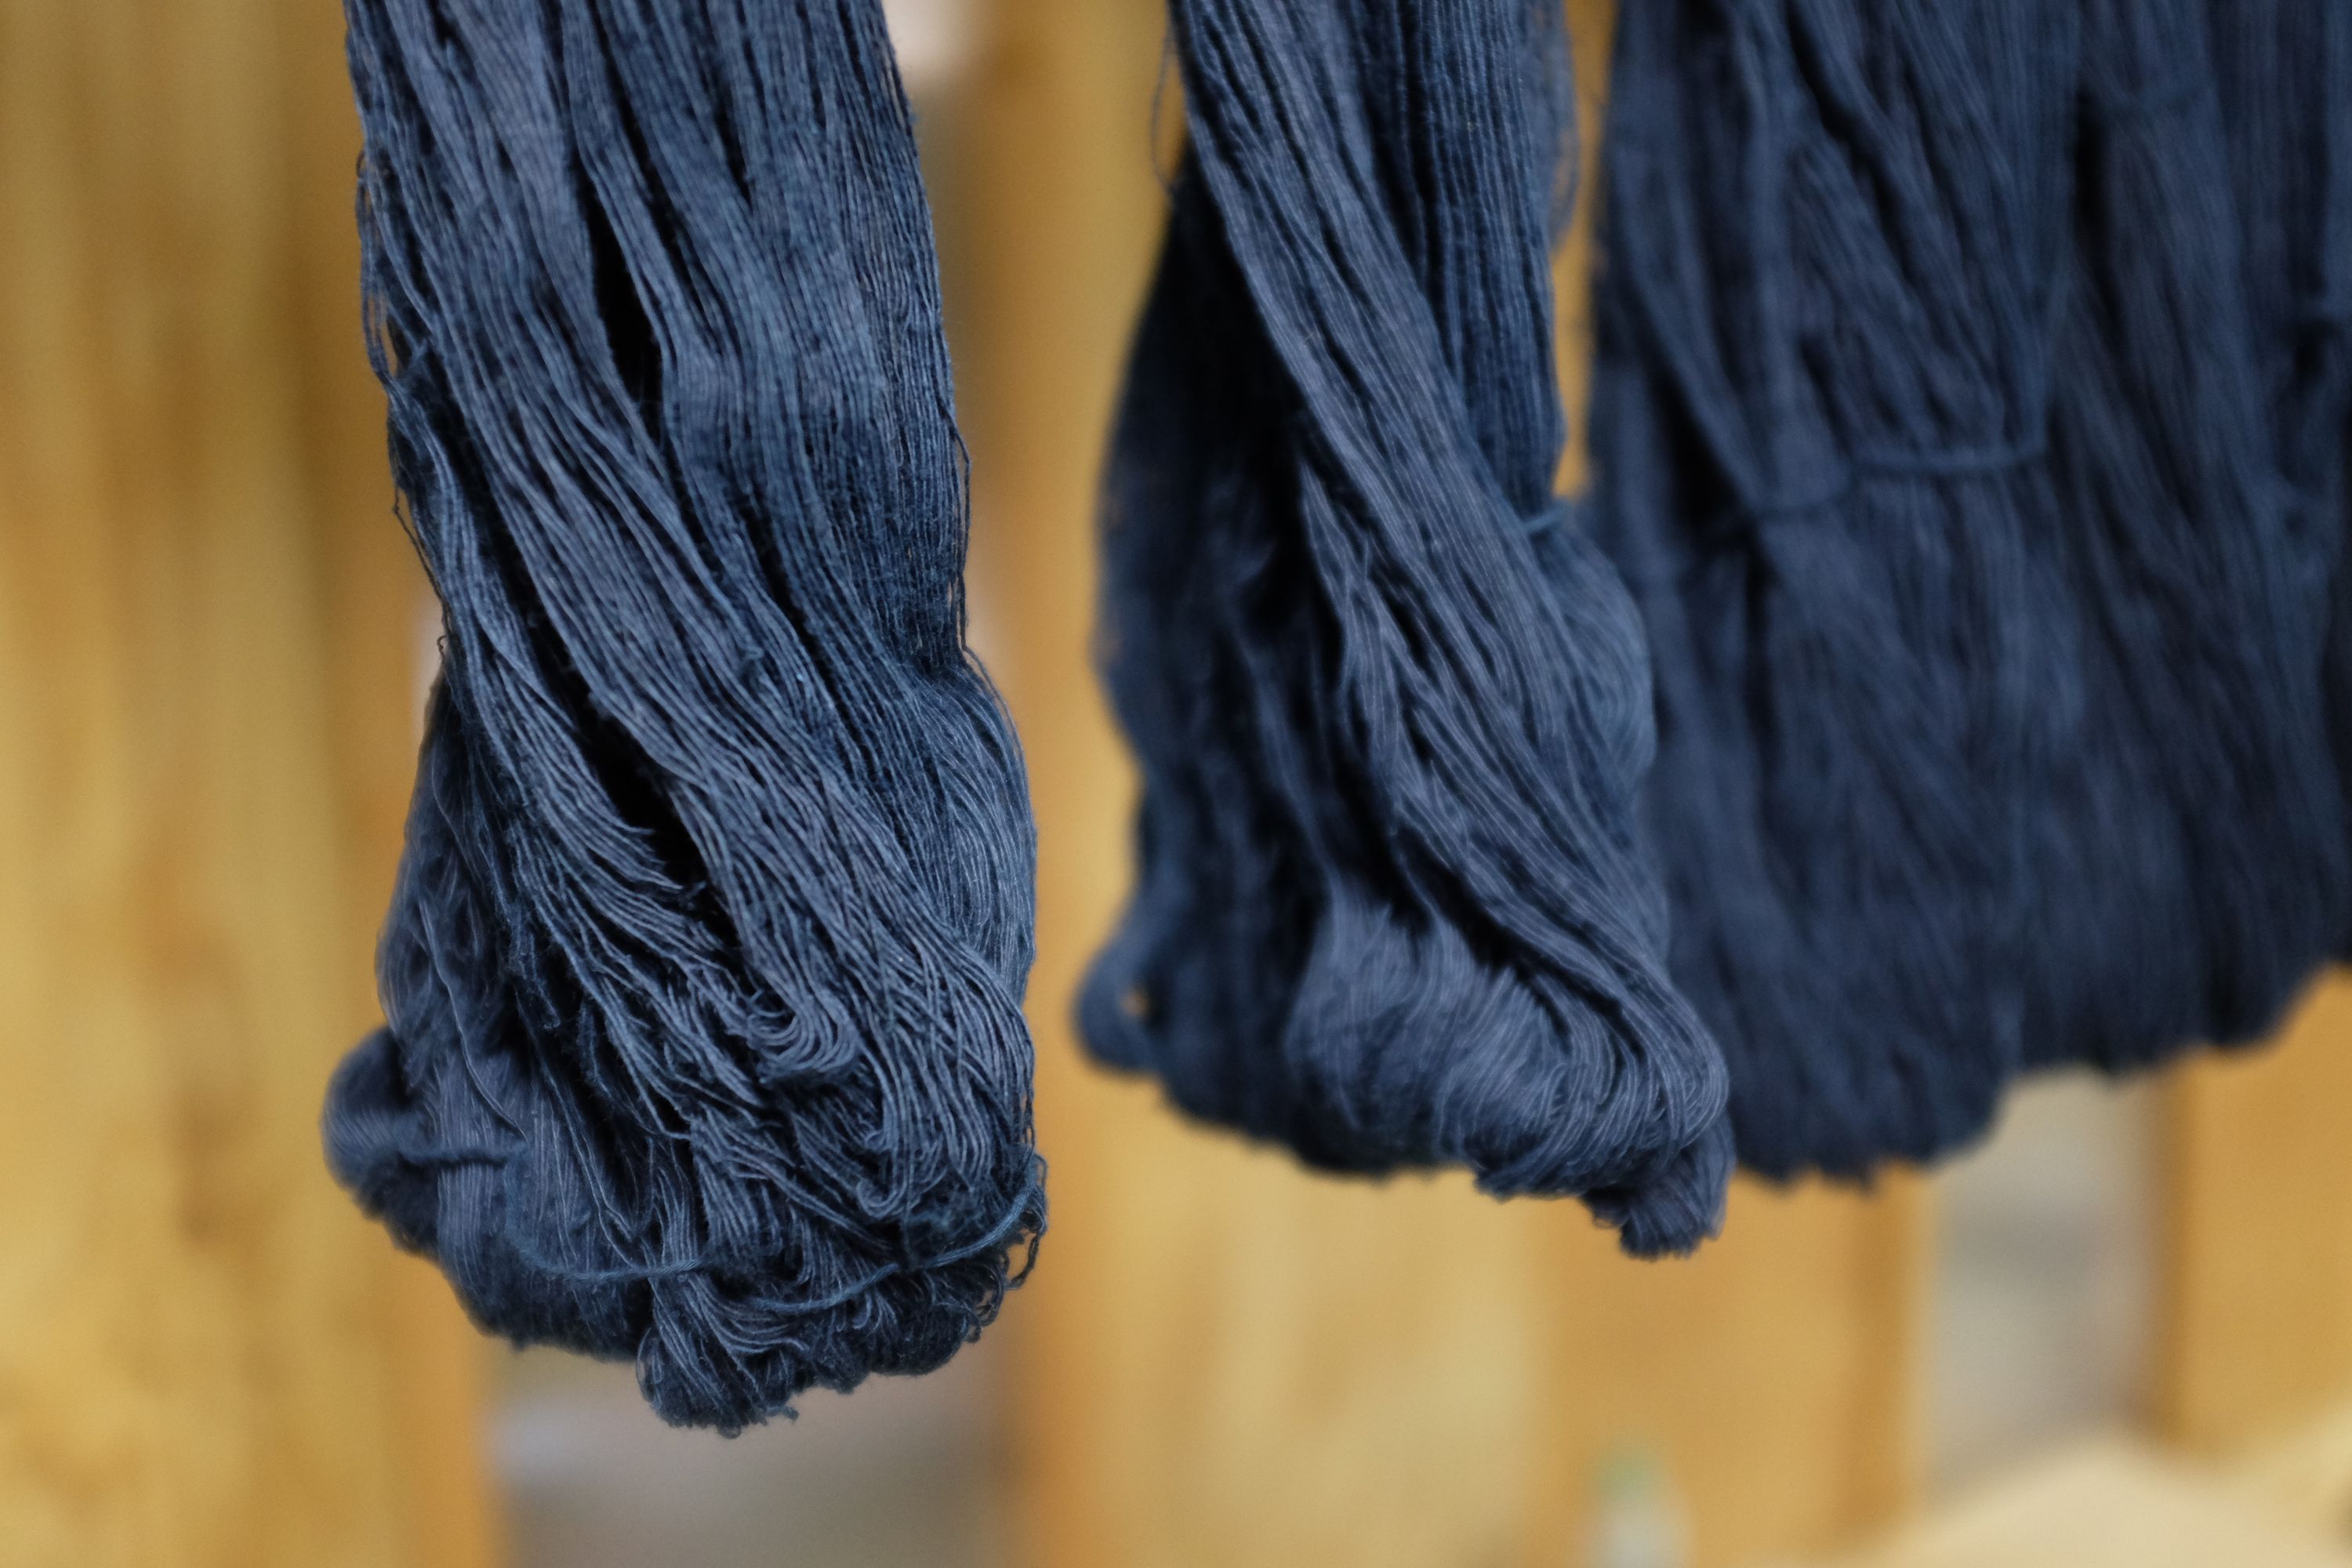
1588,0,2077,1173
2205,0,2352,939
1588,0,2347,1178
2018,0,2343,1073
320,0,1044,1429
1080,0,1733,1254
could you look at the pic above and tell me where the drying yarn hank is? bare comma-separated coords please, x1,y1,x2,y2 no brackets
1082,0,1733,1255
1587,0,2345,1179
321,0,1044,1431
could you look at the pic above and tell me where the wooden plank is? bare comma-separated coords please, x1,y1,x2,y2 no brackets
1515,1178,1929,1565
2156,974,2352,1454
945,5,1174,1555
952,3,1930,1564
0,2,499,1563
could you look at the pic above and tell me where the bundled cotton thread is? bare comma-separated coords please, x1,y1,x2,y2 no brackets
1588,0,2077,1174
2017,0,2343,1072
1588,0,2346,1178
1080,0,1733,1255
2204,0,2352,949
320,0,1044,1430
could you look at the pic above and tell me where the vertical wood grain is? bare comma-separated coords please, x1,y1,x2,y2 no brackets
0,2,499,1564
2157,975,2352,1454
954,2,1930,1563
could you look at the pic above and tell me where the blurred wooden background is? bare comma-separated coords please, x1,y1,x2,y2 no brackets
0,2,494,1563
2,0,2349,1564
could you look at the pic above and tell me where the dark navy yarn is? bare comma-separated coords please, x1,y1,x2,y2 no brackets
2205,0,2352,953
1589,0,2077,1176
319,0,1044,1430
2017,0,2343,1073
1081,0,1733,1256
1588,0,2347,1179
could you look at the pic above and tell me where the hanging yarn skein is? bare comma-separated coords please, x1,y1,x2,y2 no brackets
1081,0,1733,1255
1588,0,2345,1179
2016,0,2343,1073
2205,0,2352,941
319,0,1044,1430
1588,0,2075,1175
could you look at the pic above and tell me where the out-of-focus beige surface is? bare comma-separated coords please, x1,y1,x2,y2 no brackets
2235,1396,2352,1546
1830,1439,2352,1568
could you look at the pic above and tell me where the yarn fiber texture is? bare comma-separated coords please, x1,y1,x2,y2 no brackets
1588,0,2347,1179
320,0,1044,1430
2205,0,2352,947
2017,0,2343,1073
1081,0,1733,1255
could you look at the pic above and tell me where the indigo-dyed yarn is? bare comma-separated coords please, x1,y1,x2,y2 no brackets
2017,0,2343,1072
2205,0,2352,949
1589,0,2077,1174
1082,0,1733,1255
1588,0,2346,1179
320,0,1044,1430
